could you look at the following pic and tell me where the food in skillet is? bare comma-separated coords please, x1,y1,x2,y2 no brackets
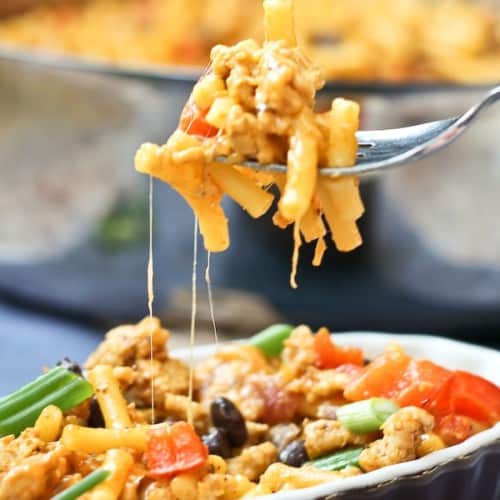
135,0,364,285
0,318,499,499
0,0,499,84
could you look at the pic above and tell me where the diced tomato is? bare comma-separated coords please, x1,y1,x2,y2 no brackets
146,422,208,479
258,378,299,425
314,329,364,370
343,347,411,401
426,371,500,425
436,414,486,446
179,100,218,137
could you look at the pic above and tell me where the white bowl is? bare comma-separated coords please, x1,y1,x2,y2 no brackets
173,332,500,499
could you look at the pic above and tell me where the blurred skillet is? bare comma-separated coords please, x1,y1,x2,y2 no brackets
0,0,45,17
0,45,499,345
0,43,495,94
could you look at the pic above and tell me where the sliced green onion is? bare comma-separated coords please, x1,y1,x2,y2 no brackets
52,468,110,500
0,368,93,437
249,324,294,357
336,398,399,434
0,367,72,417
311,447,363,471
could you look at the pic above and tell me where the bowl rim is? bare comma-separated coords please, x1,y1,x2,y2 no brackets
0,43,494,95
172,332,500,500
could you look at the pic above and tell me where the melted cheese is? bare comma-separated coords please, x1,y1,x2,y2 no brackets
147,174,156,423
205,252,219,347
290,222,302,289
187,217,199,426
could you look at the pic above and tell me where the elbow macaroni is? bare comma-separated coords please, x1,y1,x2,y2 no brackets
264,0,297,47
88,365,132,429
61,425,148,454
86,449,134,500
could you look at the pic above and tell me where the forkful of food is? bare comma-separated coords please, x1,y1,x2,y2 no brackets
217,84,500,178
135,0,500,283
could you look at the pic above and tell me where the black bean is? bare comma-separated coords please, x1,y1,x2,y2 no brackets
56,357,83,376
202,428,232,458
88,398,105,428
210,397,248,447
279,440,309,467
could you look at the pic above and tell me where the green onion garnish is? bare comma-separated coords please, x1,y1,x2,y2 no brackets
311,447,363,471
52,468,110,500
249,324,294,357
0,367,70,416
0,367,93,437
336,398,399,434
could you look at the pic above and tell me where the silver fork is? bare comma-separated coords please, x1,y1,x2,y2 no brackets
217,85,500,177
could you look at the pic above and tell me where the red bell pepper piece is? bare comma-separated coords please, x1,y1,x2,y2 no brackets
314,329,364,370
344,351,452,407
146,422,208,479
343,347,411,401
344,346,500,427
426,371,500,425
396,359,452,408
179,100,218,138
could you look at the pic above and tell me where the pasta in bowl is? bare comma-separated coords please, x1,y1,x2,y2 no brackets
0,318,499,499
